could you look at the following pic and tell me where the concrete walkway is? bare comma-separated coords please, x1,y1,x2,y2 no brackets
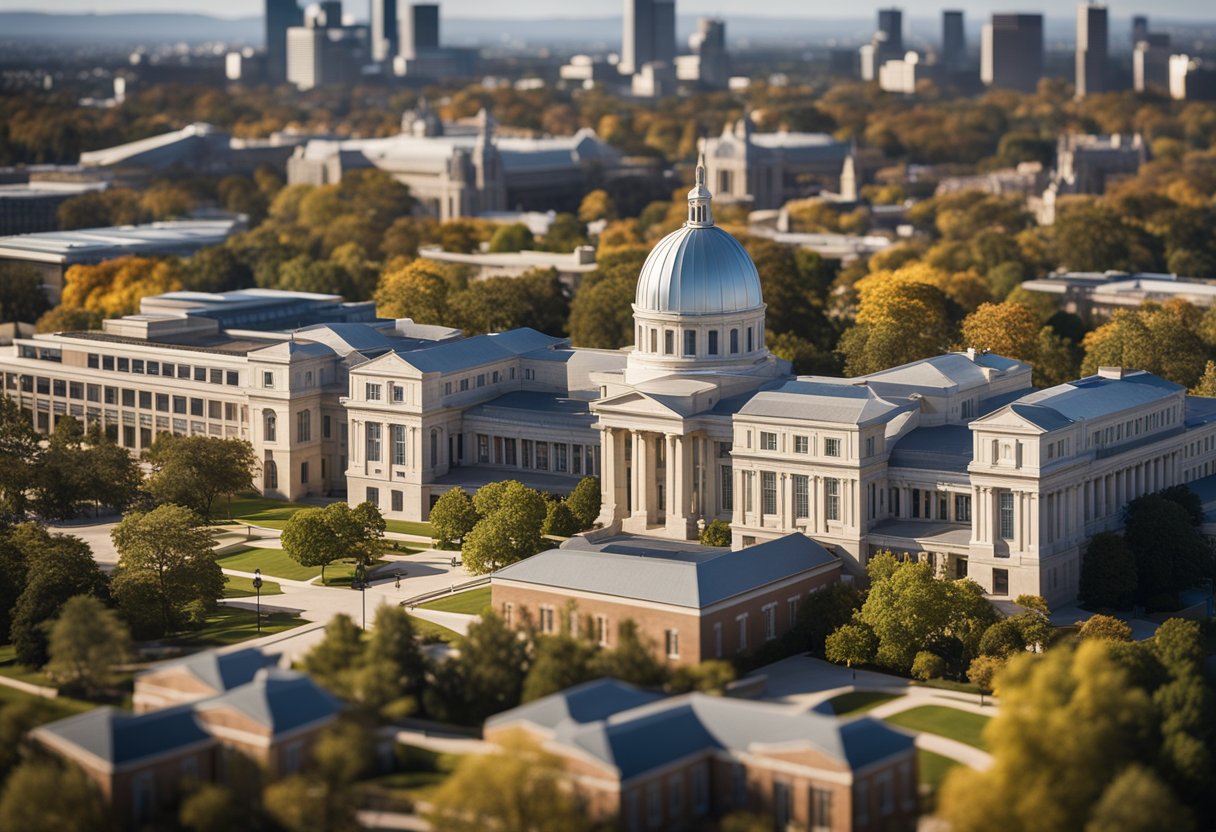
911,734,993,771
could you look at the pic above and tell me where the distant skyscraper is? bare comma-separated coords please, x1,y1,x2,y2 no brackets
1134,32,1171,92
981,13,1043,93
621,0,675,76
399,3,439,61
1075,3,1109,99
687,17,729,89
265,0,303,83
942,10,965,69
1132,15,1149,47
371,0,399,62
876,8,904,63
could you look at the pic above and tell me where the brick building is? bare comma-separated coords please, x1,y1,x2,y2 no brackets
32,666,340,827
491,532,842,665
132,647,279,713
485,679,918,831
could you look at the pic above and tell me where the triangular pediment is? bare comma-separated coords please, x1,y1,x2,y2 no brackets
594,390,686,417
970,404,1063,434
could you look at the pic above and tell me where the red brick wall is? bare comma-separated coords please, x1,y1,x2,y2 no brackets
492,564,838,666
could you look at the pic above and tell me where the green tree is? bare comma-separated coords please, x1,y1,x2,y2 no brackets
464,481,547,574
429,487,479,547
700,519,732,547
0,396,40,517
426,730,586,832
110,505,223,639
81,422,142,514
331,501,385,567
522,633,599,702
31,415,90,519
179,783,255,832
0,760,116,832
966,654,1004,693
302,614,365,700
449,269,569,336
979,618,1028,658
911,650,947,681
9,524,109,666
565,476,601,530
423,611,529,724
1085,765,1195,832
667,660,737,694
354,606,427,720
143,435,257,519
567,272,635,348
45,595,132,695
1123,494,1211,607
796,582,863,657
1081,306,1209,389
825,622,877,668
281,508,342,584
488,222,534,253
263,773,360,832
1079,532,1138,610
0,263,51,325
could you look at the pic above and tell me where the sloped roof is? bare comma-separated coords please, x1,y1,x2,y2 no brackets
194,668,341,736
136,647,279,694
544,692,913,780
493,533,839,609
888,424,973,472
394,328,564,374
485,679,663,734
989,371,1182,429
738,379,908,426
32,706,212,768
464,391,594,429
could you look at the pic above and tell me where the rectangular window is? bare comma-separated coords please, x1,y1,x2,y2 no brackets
392,384,404,402
296,410,311,442
708,330,719,355
788,596,799,625
955,494,971,523
366,383,381,401
664,330,674,355
730,329,739,354
117,357,129,372
262,371,273,388
121,389,135,407
477,374,485,388
760,431,777,451
366,487,379,507
366,423,382,462
572,444,582,475
194,367,206,382
392,425,407,466
102,355,114,371
477,434,490,464
665,629,679,659
460,378,469,392
322,414,331,438
794,435,808,454
993,568,1009,596
761,471,777,515
999,491,1015,540
764,604,777,640
811,787,832,832
300,461,309,484
155,393,168,412
596,615,609,646
721,466,733,512
794,474,809,518
738,613,749,650
866,436,875,457
521,439,533,469
555,443,568,473
226,371,239,386
825,477,841,521
684,330,696,356
504,438,517,466
535,442,549,471
173,396,187,414
539,606,555,634
824,437,841,457
391,490,404,512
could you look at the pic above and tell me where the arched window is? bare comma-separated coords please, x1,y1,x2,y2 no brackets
264,410,277,442
730,329,739,354
430,429,439,468
264,460,278,489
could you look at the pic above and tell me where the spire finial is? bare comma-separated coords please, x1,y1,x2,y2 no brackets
687,153,713,228
696,153,706,187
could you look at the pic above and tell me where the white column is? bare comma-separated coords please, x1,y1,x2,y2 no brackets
665,434,677,518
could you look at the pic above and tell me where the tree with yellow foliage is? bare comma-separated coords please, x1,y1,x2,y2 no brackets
59,256,183,319
838,265,957,375
578,189,617,224
373,260,461,324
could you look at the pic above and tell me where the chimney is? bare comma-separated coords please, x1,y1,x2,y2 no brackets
1097,366,1126,380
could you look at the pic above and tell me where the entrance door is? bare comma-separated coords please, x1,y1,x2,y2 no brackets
954,557,968,579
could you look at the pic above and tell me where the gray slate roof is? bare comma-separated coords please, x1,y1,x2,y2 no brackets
395,328,564,374
195,668,342,735
463,391,594,429
888,425,973,473
135,647,279,693
485,679,663,733
493,533,839,609
33,705,212,767
738,379,908,426
1002,371,1181,429
533,691,913,780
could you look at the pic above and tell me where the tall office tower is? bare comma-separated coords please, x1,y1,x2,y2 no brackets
981,14,1043,93
399,3,439,61
942,10,965,68
876,7,904,63
265,0,303,82
1131,15,1148,47
317,0,342,26
1075,3,1109,99
652,0,676,65
688,17,729,88
371,0,399,62
1134,32,1171,92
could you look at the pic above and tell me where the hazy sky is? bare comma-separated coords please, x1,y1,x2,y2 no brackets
1,0,1213,19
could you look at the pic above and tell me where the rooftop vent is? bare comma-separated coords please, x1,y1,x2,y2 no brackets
1097,366,1127,380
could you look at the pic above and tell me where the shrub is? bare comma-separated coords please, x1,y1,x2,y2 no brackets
1078,614,1133,642
911,650,947,681
967,654,1005,692
541,501,579,537
565,476,601,530
700,519,732,547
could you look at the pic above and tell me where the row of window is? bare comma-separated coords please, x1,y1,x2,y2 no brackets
475,434,598,476
263,410,335,444
264,458,331,490
1089,405,1178,449
9,374,249,424
741,472,841,522
750,430,869,459
86,353,240,387
638,324,759,358
439,367,526,398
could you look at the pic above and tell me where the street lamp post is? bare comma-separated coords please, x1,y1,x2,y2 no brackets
355,563,367,630
253,568,263,633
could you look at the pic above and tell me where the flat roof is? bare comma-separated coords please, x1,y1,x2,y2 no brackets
0,219,239,265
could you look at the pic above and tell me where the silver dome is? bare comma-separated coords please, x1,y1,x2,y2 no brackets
634,224,764,316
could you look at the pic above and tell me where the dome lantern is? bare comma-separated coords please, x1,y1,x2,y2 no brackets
687,154,713,228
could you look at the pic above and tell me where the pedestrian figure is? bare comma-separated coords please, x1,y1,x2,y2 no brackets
395,574,401,591
450,556,456,568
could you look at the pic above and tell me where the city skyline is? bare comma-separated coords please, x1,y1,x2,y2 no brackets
1,0,1215,21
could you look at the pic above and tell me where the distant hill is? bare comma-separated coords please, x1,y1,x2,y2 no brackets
0,12,263,44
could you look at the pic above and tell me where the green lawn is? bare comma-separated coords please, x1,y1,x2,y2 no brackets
0,685,97,721
223,575,285,598
219,496,312,529
0,644,51,686
826,690,900,717
408,615,463,645
169,606,305,648
917,677,981,695
384,518,435,537
419,586,491,615
884,706,991,750
917,748,961,812
216,546,383,586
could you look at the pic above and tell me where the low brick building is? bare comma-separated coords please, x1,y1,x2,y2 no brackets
485,679,918,832
32,667,340,826
132,647,279,713
491,532,842,665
